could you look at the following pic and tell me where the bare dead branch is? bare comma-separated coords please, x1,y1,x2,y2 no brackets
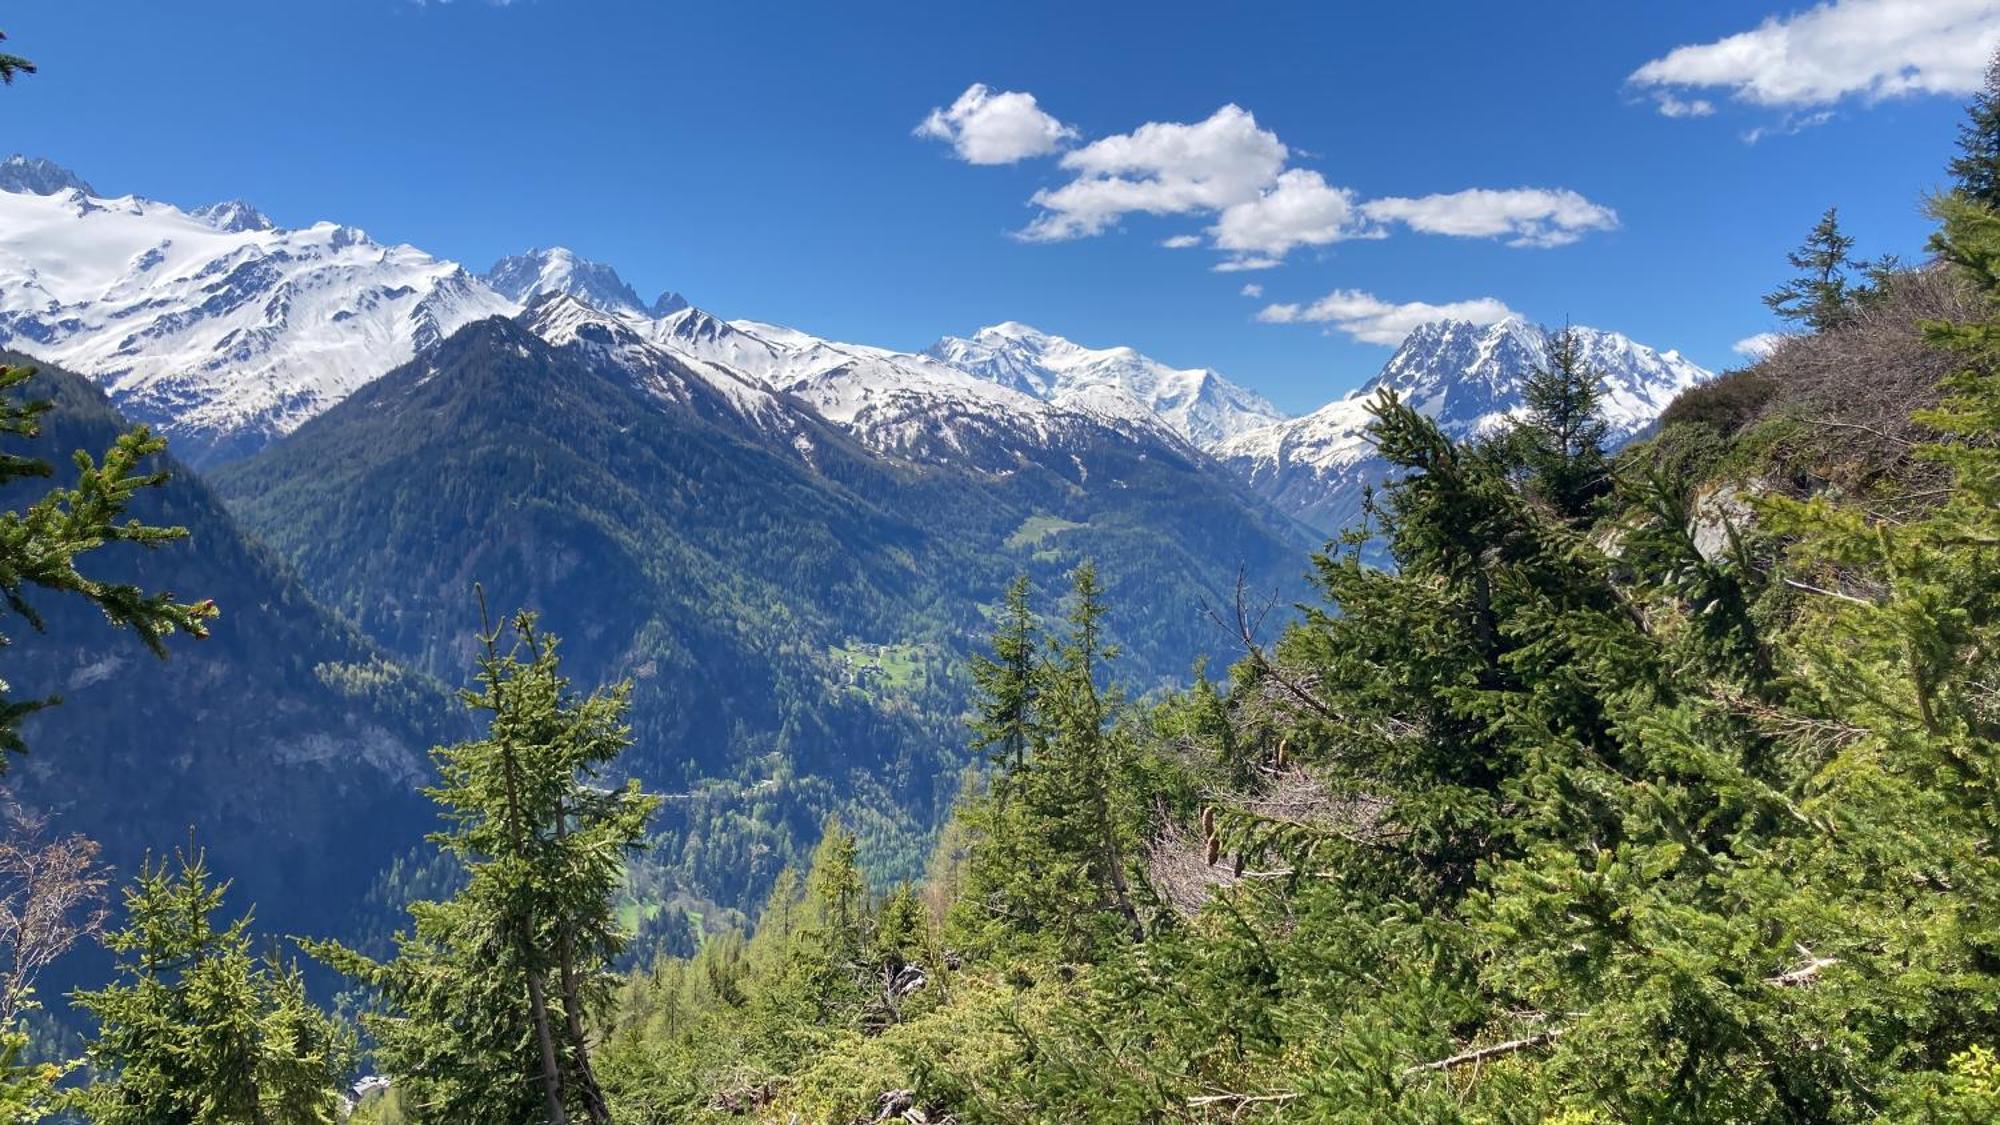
1402,1029,1565,1077
1782,577,1876,607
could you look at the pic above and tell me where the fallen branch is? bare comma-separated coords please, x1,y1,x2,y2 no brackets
1402,1029,1564,1076
1806,418,1915,448
1782,578,1875,607
1186,1091,1300,1109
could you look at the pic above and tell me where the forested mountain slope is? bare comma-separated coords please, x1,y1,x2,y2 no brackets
0,354,442,947
210,315,1309,909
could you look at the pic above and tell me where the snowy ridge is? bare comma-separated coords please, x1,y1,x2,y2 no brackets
495,264,1190,471
521,292,826,460
642,309,1191,468
1216,317,1711,534
0,159,1706,511
927,321,1284,449
0,178,512,464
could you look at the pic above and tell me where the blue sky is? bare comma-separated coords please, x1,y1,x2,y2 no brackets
4,0,1992,413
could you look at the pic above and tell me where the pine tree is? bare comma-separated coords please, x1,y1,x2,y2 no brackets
748,820,872,1052
312,610,657,1125
1514,324,1612,523
69,852,353,1125
1949,49,2000,209
0,366,217,758
0,32,33,85
968,575,1038,781
1038,563,1144,942
1764,207,1859,332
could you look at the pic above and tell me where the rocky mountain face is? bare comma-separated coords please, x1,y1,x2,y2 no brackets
1214,317,1712,535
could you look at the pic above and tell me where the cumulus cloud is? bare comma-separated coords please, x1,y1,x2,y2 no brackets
1735,332,1785,360
1360,187,1620,248
1018,104,1287,240
1630,0,2000,111
1256,289,1519,345
930,95,1615,262
916,83,1078,165
1239,283,1263,298
1208,169,1373,258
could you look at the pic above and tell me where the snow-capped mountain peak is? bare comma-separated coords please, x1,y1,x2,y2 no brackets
0,171,514,464
189,199,275,233
0,154,96,197
1216,317,1711,534
482,247,650,318
927,322,1284,449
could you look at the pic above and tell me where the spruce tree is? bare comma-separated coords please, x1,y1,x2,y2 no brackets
967,575,1038,781
1515,324,1612,523
1950,49,2000,209
1037,563,1143,942
1763,207,1859,332
313,610,657,1125
747,820,872,1055
0,32,32,85
69,853,353,1125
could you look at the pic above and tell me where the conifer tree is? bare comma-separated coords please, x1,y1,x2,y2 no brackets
1035,563,1143,942
1950,49,2000,209
1764,207,1859,332
313,610,657,1125
69,852,352,1125
967,575,1038,781
1515,324,1612,523
748,820,872,1051
0,32,32,85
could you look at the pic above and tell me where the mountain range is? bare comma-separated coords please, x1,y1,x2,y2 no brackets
0,155,1712,519
0,156,1716,940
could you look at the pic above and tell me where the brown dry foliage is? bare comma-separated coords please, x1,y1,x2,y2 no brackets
1661,265,1976,499
0,796,109,1024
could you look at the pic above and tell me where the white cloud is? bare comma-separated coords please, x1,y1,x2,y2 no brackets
1743,110,1837,144
1213,255,1284,272
1208,169,1372,256
1018,104,1288,240
935,97,1614,261
1630,0,2000,110
916,83,1078,165
1735,332,1785,359
1360,188,1619,248
1653,94,1716,118
1239,283,1263,298
1256,289,1519,345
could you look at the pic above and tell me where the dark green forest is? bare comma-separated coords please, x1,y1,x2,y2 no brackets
10,29,2000,1125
